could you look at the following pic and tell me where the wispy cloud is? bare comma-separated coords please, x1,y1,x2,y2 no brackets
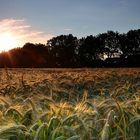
64,28,72,31
0,18,53,47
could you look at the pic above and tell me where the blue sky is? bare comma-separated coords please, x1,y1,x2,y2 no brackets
0,0,140,44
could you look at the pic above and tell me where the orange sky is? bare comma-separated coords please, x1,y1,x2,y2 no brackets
0,19,53,52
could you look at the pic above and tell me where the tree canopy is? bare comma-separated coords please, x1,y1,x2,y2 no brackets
0,29,140,68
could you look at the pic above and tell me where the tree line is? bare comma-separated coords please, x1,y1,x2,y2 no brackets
0,29,140,68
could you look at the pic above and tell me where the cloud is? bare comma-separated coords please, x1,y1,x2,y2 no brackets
0,18,53,47
64,28,72,31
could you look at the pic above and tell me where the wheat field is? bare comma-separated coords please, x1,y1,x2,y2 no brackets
0,68,140,140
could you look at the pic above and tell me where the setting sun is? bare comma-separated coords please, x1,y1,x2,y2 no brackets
0,32,18,52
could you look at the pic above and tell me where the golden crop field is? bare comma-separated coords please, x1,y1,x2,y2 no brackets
0,68,140,140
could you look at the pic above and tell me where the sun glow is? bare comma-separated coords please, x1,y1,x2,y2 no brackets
0,32,18,52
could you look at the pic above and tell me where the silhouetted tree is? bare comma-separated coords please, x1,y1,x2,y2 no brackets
0,29,140,68
78,35,105,67
104,31,121,58
47,34,79,67
127,29,140,55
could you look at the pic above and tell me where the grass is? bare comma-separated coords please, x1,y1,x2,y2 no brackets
0,68,140,140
